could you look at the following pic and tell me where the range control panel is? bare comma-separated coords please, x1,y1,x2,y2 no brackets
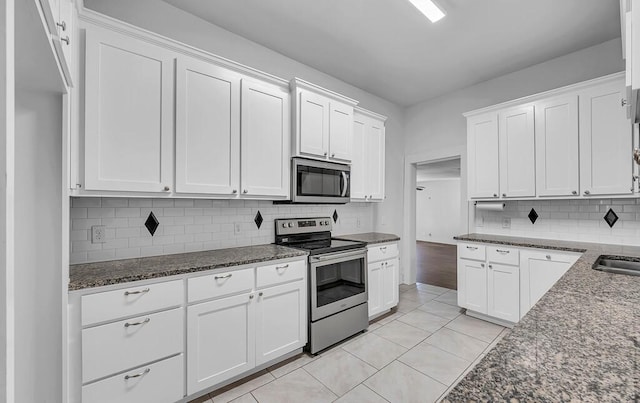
275,217,332,236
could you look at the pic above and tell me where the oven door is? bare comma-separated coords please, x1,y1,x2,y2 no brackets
309,249,367,322
292,158,350,204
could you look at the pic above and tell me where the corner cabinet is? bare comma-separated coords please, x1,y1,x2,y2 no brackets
352,108,387,202
291,78,358,163
367,242,399,319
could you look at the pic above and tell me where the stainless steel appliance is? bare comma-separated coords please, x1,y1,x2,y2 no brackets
275,217,368,354
290,158,350,204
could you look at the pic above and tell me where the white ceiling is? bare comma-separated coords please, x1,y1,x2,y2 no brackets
162,0,621,106
417,158,461,181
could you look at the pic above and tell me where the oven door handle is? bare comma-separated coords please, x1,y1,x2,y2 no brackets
310,249,365,262
340,171,348,197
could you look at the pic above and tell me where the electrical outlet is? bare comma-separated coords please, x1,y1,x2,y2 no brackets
502,217,511,229
234,223,241,235
91,225,106,243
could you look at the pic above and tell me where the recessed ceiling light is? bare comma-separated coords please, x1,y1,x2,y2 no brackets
408,0,446,23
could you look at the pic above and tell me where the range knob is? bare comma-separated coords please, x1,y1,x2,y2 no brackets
324,220,330,225
281,223,287,228
288,222,294,228
319,221,324,226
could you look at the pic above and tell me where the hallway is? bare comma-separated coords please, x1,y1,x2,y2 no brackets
416,241,457,290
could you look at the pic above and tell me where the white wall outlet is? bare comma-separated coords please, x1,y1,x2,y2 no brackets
502,217,511,229
91,225,106,243
234,223,241,235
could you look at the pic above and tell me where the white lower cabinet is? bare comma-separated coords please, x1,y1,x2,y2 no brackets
486,263,519,322
367,242,399,319
458,258,487,314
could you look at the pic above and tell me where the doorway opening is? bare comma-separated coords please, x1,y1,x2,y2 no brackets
415,158,461,289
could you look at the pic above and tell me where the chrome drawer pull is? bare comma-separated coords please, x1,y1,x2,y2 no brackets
276,264,289,271
466,246,478,250
380,247,387,251
546,255,551,260
124,288,150,296
124,368,150,380
496,249,510,254
214,274,232,280
124,318,150,328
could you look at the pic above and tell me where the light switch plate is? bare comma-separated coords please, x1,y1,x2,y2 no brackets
502,217,511,229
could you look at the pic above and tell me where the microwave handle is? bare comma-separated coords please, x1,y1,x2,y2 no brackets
341,172,348,197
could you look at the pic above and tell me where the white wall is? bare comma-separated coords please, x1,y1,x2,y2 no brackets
82,0,405,248
416,179,460,245
14,90,63,402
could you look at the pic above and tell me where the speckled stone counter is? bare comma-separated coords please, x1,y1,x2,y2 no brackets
69,244,308,291
444,233,640,402
334,232,400,245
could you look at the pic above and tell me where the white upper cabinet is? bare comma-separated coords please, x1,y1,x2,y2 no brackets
39,0,75,86
467,113,499,199
84,28,174,193
175,56,241,195
578,79,633,196
291,78,358,163
240,79,290,198
352,108,386,202
498,105,535,198
535,95,580,197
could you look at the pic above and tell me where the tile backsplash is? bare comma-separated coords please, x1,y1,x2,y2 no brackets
70,198,374,264
475,198,640,246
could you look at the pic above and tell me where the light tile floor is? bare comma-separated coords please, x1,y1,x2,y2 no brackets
189,284,509,403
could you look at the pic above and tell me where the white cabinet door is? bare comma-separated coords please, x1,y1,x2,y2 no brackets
535,95,579,197
499,105,535,198
255,281,306,366
351,114,367,200
467,113,499,199
84,29,174,192
459,259,487,314
187,293,255,394
175,57,240,195
487,263,519,322
520,250,579,317
299,91,329,159
367,261,383,318
240,79,290,198
579,79,633,196
381,258,399,311
367,119,386,201
52,0,74,86
328,101,353,162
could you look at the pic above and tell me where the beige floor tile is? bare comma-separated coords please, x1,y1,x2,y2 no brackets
373,310,405,325
399,283,416,293
229,394,257,403
401,289,440,304
422,327,488,362
373,320,431,349
268,353,316,378
342,333,408,369
303,349,377,396
397,309,451,333
367,321,383,332
396,296,423,313
333,384,389,403
398,344,472,385
364,361,447,403
212,370,275,403
445,315,504,343
434,290,459,306
417,300,463,320
251,369,337,403
416,283,451,295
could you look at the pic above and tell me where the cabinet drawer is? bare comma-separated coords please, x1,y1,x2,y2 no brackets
458,243,486,261
82,354,184,403
257,260,306,288
368,242,398,263
188,267,254,303
82,308,184,383
487,246,519,265
81,280,183,327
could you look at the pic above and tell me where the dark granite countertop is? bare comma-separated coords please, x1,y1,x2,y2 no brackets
69,244,308,291
444,233,640,402
334,232,400,245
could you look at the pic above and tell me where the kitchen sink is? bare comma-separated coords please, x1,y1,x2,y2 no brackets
593,257,640,277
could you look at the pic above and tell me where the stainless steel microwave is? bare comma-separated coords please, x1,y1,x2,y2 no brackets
291,158,350,204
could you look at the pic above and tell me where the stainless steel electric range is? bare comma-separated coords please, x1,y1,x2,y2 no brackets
275,217,368,354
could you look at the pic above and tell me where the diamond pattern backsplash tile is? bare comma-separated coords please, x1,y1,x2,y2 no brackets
333,210,339,223
528,208,538,224
254,211,263,229
144,211,160,236
603,208,619,228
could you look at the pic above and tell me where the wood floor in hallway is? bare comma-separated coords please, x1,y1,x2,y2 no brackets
416,241,457,290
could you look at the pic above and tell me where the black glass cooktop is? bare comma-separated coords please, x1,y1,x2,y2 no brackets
282,238,365,256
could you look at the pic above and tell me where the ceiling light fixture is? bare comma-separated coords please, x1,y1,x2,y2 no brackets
408,0,446,23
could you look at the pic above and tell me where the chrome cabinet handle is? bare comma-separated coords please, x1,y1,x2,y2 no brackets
488,264,493,269
332,153,335,157
622,98,628,107
466,246,478,250
496,249,510,254
124,288,150,296
124,368,150,380
546,255,551,260
249,294,254,299
214,273,232,280
572,190,577,195
56,21,66,31
232,189,238,194
502,193,506,197
380,246,387,252
61,36,70,45
584,190,591,195
124,318,150,328
493,193,498,197
163,186,170,191
323,152,328,156
259,292,263,297
243,189,248,194
480,263,485,268
276,264,289,271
